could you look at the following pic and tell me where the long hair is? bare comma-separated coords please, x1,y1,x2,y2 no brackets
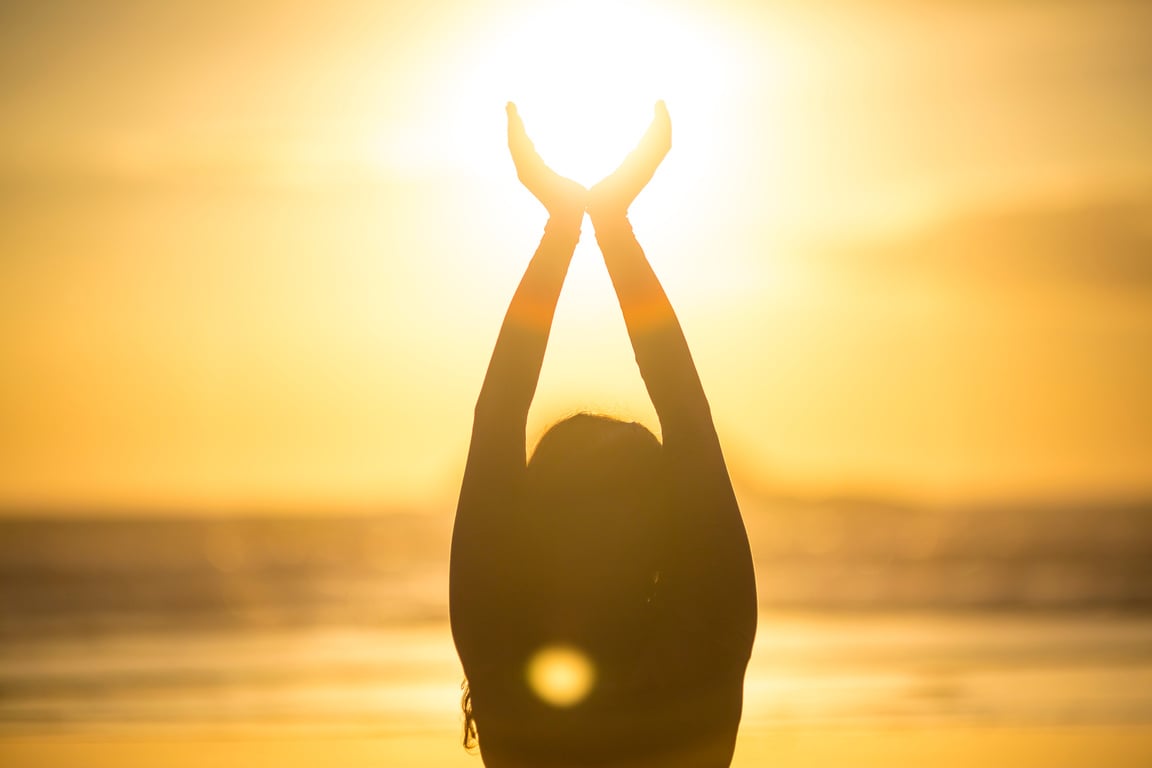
460,413,670,763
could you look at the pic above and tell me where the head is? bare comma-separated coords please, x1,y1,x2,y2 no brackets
525,413,666,579
463,413,691,767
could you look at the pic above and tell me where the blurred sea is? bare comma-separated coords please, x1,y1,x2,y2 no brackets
2,499,1151,765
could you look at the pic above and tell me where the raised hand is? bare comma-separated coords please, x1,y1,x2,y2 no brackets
507,102,587,221
588,101,672,219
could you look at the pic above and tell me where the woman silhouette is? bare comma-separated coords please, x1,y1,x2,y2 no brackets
450,102,757,768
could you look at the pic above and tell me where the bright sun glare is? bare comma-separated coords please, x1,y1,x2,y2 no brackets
455,0,743,185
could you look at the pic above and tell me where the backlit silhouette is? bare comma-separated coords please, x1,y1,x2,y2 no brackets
450,102,757,768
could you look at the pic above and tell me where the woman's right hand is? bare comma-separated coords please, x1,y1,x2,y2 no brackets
588,101,672,220
507,102,587,222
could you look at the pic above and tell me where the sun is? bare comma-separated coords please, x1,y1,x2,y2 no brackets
452,0,742,186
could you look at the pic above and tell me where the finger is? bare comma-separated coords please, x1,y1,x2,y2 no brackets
650,100,672,154
506,102,531,162
506,102,524,147
627,100,672,172
506,102,547,177
590,100,672,210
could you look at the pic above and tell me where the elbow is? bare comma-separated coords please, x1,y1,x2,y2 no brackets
472,393,529,437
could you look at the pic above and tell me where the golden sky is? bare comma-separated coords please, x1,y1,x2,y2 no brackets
1,0,1150,511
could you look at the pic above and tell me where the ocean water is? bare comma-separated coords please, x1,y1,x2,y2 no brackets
4,614,1152,740
2,513,1151,766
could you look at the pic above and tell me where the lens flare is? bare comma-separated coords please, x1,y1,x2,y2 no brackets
526,644,596,707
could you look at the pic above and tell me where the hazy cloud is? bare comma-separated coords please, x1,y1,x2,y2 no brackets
840,192,1152,292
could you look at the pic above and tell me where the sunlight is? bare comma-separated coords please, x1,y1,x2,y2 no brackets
452,0,746,185
427,0,771,330
526,644,597,707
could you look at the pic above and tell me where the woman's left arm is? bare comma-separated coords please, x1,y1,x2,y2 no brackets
450,105,586,644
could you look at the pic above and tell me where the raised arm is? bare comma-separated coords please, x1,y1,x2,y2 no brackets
469,103,587,459
452,106,586,623
589,103,757,652
587,102,710,440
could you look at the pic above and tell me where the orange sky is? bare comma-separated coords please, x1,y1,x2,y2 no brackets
1,0,1150,512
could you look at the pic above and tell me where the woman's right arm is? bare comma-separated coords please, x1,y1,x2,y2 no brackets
589,104,757,655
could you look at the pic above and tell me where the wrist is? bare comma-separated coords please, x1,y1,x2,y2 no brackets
589,209,632,236
544,210,585,240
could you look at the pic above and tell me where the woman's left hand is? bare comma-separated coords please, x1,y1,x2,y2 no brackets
507,102,587,221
